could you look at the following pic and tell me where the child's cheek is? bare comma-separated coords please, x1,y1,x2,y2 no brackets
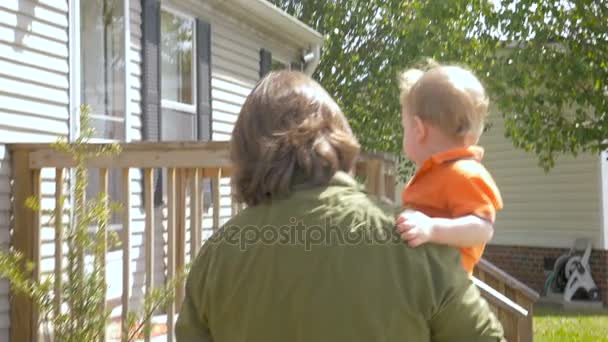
404,135,417,161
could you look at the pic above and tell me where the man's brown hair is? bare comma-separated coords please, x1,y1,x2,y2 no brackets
231,71,361,206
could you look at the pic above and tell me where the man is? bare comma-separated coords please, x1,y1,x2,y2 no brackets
176,71,505,341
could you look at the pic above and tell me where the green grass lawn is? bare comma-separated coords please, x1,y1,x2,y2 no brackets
534,305,608,342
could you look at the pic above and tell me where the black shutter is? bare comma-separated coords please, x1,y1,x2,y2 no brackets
259,48,272,78
291,62,303,72
141,0,163,206
196,19,212,141
197,20,214,213
141,0,161,141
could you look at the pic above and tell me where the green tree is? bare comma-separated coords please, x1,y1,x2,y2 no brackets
271,0,607,170
484,0,608,169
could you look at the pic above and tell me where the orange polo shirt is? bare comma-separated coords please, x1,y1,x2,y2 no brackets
401,146,503,274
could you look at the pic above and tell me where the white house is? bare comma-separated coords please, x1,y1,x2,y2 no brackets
0,0,323,340
480,111,608,304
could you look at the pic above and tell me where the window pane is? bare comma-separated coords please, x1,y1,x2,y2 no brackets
161,11,194,105
161,108,196,141
81,0,126,139
91,117,125,140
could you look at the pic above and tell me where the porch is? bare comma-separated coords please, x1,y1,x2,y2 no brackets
8,141,537,342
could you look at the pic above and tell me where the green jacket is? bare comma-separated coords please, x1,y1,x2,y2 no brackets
176,172,505,341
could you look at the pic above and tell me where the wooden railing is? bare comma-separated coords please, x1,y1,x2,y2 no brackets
473,259,539,342
10,142,234,342
9,141,537,342
355,152,398,203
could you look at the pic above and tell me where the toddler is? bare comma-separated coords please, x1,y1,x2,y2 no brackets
395,63,503,275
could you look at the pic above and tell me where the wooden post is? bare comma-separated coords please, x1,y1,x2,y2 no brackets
516,292,533,342
190,169,201,259
166,168,177,342
31,168,41,340
384,163,396,203
144,168,155,342
121,168,131,342
377,160,386,199
53,167,65,340
201,168,207,235
498,280,506,296
10,149,41,342
99,167,109,342
230,173,239,217
211,169,221,232
175,169,188,311
54,168,64,319
365,160,380,196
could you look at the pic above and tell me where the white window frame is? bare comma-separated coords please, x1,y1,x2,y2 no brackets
70,0,132,143
160,5,197,116
69,0,132,231
69,0,81,142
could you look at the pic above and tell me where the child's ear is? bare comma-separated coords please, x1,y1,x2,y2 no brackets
413,116,427,143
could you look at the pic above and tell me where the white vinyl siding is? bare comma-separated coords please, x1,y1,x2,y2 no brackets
207,17,269,241
0,0,69,340
0,0,70,141
127,0,151,310
211,22,259,141
481,112,603,249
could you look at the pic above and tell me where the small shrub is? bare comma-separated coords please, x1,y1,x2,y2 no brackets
0,105,184,342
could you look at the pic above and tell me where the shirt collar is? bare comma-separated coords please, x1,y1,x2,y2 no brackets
413,145,485,179
429,145,484,165
291,170,361,191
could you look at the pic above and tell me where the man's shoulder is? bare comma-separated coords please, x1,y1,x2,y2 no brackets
321,182,400,226
323,183,464,268
211,182,397,234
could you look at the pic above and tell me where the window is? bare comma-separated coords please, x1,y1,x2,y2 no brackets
160,8,196,141
81,0,126,140
161,10,194,106
156,8,214,211
81,0,126,223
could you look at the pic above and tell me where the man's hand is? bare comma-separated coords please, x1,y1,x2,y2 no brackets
395,209,435,247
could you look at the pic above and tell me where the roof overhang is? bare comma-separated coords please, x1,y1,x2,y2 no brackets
206,0,324,51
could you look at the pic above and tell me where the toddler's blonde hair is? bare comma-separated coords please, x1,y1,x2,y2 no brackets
399,63,489,140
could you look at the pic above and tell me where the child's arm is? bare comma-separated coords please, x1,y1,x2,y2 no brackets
395,209,493,248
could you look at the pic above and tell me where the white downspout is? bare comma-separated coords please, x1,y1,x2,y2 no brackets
303,44,322,76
